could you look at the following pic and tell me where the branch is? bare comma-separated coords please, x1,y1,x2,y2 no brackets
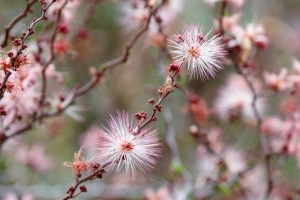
39,0,69,105
61,161,111,200
0,0,38,48
233,62,272,199
218,1,228,36
156,57,193,199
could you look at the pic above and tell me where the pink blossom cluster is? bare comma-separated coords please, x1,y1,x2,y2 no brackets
264,59,300,93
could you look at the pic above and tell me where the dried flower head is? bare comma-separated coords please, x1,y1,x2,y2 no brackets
63,146,92,175
169,24,226,80
97,111,161,178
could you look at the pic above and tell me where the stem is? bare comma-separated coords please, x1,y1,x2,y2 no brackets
0,0,38,48
233,62,272,199
62,161,111,200
218,1,227,36
39,0,69,105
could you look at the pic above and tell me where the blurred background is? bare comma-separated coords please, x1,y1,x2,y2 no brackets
0,0,300,199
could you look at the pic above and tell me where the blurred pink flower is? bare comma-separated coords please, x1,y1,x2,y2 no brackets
264,69,291,92
2,192,35,200
223,147,247,174
216,12,241,31
227,22,268,62
241,166,267,199
287,59,300,91
264,59,300,94
46,0,81,24
15,143,53,173
48,88,85,122
214,74,266,123
144,187,172,200
204,0,245,9
80,125,102,147
157,0,184,26
169,24,226,80
245,23,269,50
43,64,64,83
97,111,161,178
261,116,283,135
79,125,103,157
119,0,150,33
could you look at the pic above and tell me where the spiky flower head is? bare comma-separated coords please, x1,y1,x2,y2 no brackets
97,112,161,178
169,24,226,80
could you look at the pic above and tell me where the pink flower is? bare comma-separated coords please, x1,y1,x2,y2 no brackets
79,125,103,157
245,23,269,49
97,111,161,178
46,0,81,24
214,74,266,123
261,117,283,135
241,166,267,199
157,0,184,26
119,0,150,33
204,0,245,9
2,192,35,200
223,147,246,174
48,88,85,122
144,187,172,200
215,12,241,32
15,143,53,173
169,25,226,80
264,69,292,92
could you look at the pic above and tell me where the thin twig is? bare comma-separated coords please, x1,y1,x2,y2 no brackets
0,0,38,48
61,161,111,200
157,55,193,200
218,1,228,36
233,62,272,200
39,0,69,105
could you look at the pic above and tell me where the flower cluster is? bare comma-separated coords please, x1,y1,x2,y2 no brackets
264,59,300,93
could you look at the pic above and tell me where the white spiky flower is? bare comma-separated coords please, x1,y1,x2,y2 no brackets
169,24,226,80
97,112,161,178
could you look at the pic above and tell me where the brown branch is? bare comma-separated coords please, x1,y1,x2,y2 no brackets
61,161,111,200
134,65,181,135
154,14,173,61
233,62,273,199
101,3,164,69
39,0,69,105
217,1,271,198
0,0,38,48
218,1,227,36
